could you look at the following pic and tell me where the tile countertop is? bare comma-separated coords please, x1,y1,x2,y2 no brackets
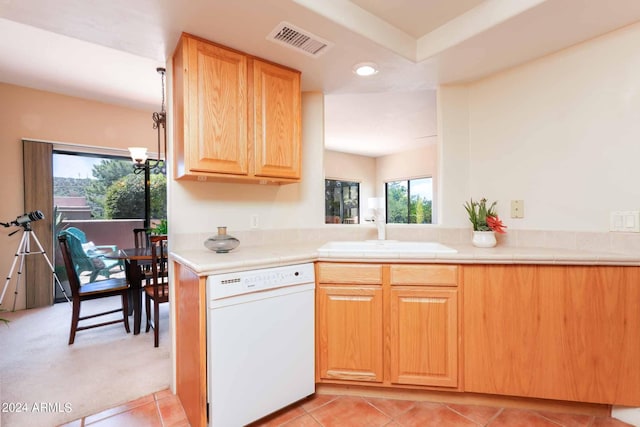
170,242,322,276
170,241,640,277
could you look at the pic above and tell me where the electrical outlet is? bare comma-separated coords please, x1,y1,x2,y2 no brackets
250,215,259,229
510,200,524,218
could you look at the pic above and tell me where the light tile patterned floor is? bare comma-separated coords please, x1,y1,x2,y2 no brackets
59,390,635,427
249,394,634,427
58,389,188,427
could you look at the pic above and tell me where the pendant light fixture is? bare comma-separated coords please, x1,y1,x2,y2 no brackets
128,67,167,229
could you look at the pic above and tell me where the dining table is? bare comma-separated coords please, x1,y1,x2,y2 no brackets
103,247,152,335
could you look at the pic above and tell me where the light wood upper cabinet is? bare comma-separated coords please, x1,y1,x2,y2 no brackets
463,265,640,406
187,38,248,175
173,33,301,183
251,59,301,179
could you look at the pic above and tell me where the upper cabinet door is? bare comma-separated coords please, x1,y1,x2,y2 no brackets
186,38,248,175
251,59,301,180
173,34,302,183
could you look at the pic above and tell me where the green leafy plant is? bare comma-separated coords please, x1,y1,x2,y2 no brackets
464,198,506,233
104,173,167,220
152,219,168,235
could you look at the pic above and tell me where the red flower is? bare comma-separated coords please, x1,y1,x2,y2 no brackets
486,215,507,233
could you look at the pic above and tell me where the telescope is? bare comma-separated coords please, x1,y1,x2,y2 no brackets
1,210,45,228
1,208,69,308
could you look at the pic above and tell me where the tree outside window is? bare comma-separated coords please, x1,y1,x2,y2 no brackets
54,153,167,221
385,177,432,224
325,179,360,224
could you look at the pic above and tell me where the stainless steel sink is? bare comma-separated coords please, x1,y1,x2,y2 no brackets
318,240,457,255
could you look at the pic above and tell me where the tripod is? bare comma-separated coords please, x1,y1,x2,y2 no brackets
1,222,70,311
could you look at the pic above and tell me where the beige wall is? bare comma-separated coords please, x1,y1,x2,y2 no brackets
323,147,438,223
376,145,438,221
0,82,157,310
324,149,376,219
439,21,640,232
375,145,437,189
437,85,470,227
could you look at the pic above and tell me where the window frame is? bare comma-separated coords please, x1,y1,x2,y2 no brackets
324,179,361,224
385,176,433,224
53,150,167,221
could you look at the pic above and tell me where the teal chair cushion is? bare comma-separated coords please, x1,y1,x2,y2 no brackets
58,229,122,282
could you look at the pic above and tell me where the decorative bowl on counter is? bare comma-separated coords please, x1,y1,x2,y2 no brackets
204,227,240,253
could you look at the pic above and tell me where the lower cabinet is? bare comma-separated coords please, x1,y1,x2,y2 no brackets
463,264,640,406
389,287,458,387
316,262,460,390
316,285,384,382
175,258,640,427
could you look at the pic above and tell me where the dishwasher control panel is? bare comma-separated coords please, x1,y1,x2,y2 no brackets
207,263,315,300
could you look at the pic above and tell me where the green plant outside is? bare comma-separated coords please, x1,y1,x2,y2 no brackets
104,173,167,220
54,158,167,221
152,219,168,235
387,182,432,224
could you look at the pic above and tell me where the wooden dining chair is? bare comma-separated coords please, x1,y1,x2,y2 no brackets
58,229,122,282
145,237,169,347
133,228,151,248
134,228,157,284
58,234,130,345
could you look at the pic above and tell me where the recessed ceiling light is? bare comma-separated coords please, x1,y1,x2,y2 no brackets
353,62,378,77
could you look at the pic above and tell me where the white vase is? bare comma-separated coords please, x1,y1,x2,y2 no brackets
472,231,497,248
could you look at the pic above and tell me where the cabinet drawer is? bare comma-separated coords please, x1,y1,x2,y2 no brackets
390,265,458,286
317,263,382,284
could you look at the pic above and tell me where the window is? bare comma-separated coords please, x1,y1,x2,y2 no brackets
385,177,432,224
53,151,167,220
52,150,167,302
325,179,360,224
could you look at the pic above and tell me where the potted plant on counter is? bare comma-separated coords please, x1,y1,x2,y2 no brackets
464,198,507,247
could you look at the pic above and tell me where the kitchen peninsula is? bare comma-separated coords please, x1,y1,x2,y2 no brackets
171,235,640,427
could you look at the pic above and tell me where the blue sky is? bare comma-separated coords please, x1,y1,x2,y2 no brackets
411,177,433,201
53,153,107,179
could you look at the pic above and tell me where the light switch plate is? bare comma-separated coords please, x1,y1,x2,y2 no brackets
610,211,640,232
510,200,524,218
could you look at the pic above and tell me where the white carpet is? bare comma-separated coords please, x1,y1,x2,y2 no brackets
0,296,171,426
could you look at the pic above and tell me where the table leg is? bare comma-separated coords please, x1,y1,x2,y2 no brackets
126,260,143,335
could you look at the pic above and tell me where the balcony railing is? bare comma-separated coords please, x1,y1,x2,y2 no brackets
54,219,147,299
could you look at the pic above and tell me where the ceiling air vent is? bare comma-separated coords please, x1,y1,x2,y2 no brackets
267,21,333,58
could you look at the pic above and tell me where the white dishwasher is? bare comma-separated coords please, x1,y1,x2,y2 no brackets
206,263,315,427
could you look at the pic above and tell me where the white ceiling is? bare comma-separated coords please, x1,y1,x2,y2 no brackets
349,0,485,39
325,91,437,157
2,0,640,157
